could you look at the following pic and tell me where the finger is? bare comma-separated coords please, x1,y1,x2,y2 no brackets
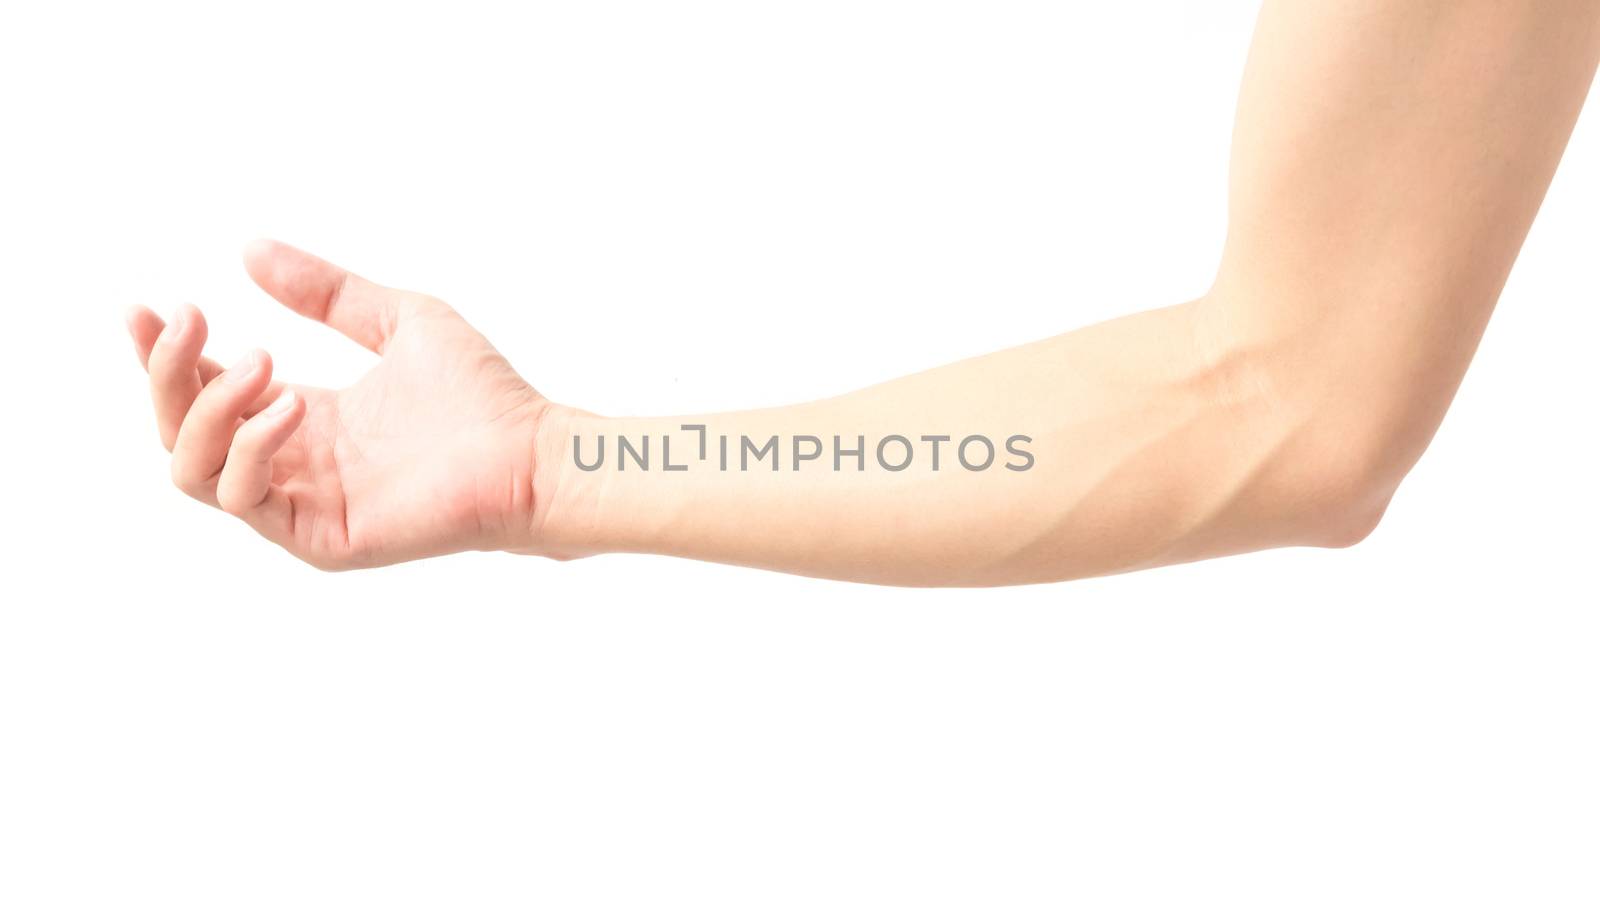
127,305,285,409
170,348,274,505
125,305,166,370
146,304,209,450
242,238,404,354
216,388,304,526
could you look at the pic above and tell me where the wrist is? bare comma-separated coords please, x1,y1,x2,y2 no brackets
521,401,607,560
520,409,697,561
521,400,577,557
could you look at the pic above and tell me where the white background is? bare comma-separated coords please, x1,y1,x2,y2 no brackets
2,1,1597,894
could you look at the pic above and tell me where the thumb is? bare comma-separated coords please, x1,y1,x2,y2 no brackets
241,239,402,354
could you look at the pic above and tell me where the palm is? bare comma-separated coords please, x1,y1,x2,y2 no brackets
273,305,544,566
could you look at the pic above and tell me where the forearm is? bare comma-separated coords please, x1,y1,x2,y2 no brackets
530,299,1371,586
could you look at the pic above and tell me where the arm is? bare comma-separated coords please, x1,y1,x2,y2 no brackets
127,0,1599,585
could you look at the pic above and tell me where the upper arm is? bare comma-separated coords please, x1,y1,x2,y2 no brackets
1203,0,1600,488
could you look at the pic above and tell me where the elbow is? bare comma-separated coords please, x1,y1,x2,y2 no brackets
1274,416,1415,551
1298,462,1397,549
1187,299,1445,554
1205,366,1414,552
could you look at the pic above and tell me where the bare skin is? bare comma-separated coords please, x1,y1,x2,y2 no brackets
127,1,1600,585
127,251,551,567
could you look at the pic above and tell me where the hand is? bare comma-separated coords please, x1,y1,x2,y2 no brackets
127,240,565,569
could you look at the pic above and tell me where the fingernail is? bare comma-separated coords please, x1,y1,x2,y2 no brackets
264,389,297,416
165,307,187,338
225,350,260,381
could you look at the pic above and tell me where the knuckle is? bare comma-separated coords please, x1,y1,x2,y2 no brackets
215,485,250,516
301,541,372,573
304,553,353,573
168,457,209,499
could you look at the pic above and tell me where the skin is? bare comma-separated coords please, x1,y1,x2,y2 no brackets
127,1,1600,585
